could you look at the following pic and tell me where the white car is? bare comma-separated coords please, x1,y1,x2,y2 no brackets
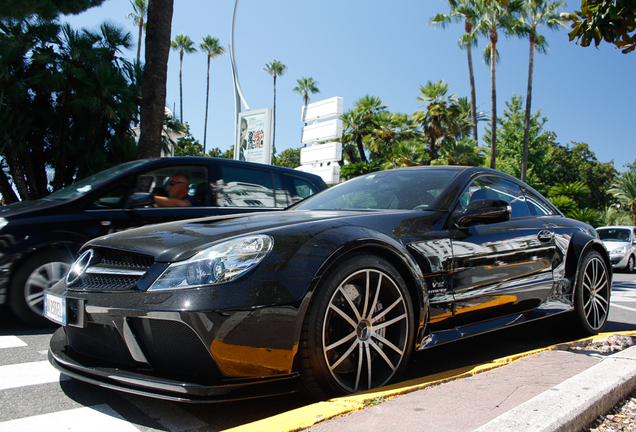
597,226,636,272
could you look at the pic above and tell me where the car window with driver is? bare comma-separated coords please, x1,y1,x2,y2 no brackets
153,173,199,207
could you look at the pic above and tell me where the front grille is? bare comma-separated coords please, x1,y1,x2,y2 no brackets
66,324,139,368
68,247,155,291
129,318,221,378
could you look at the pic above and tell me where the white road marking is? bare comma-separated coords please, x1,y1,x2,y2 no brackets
0,360,69,390
0,404,140,431
0,335,27,349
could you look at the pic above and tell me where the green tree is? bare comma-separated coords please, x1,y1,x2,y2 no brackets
126,0,147,64
485,94,554,189
433,138,485,166
0,18,140,202
272,147,301,168
414,80,471,162
365,112,419,161
473,0,524,168
170,33,197,122
543,142,617,210
173,122,204,156
431,0,481,140
562,0,636,53
200,35,224,155
0,0,105,20
382,140,430,169
609,172,636,224
518,0,565,182
341,95,388,164
137,0,174,159
263,59,286,156
293,76,320,108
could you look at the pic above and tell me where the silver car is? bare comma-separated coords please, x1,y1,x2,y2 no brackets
597,226,636,272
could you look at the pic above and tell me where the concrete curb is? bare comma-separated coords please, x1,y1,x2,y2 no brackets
473,344,636,432
224,332,636,432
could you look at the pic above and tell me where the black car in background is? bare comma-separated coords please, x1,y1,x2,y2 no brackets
45,166,611,402
0,157,327,325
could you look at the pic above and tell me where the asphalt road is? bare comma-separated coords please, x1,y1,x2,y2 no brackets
1,272,634,431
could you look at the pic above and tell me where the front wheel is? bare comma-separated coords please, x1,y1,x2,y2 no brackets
573,250,611,335
626,255,635,273
299,254,414,399
9,250,73,327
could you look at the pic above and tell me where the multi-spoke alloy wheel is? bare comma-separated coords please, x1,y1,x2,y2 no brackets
574,250,610,335
300,254,414,399
10,250,73,326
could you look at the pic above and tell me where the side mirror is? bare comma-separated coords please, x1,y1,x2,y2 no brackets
125,192,156,209
454,199,511,229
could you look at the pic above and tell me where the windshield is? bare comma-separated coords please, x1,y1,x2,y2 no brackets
292,168,460,211
598,228,632,242
45,160,150,201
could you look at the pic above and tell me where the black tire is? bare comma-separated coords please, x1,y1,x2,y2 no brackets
299,254,415,399
627,255,635,273
9,250,73,327
573,250,611,336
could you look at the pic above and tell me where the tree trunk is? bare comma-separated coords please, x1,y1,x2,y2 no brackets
203,56,210,154
489,30,498,170
466,20,478,141
137,0,174,160
522,36,535,183
136,21,143,64
272,75,277,157
178,53,183,122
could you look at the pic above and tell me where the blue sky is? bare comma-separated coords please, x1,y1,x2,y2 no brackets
63,0,636,171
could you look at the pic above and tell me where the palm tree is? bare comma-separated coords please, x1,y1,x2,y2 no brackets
263,60,286,155
610,173,636,225
136,0,174,160
341,95,388,164
473,0,523,169
126,0,147,64
430,0,480,141
414,80,470,162
293,76,320,108
200,36,224,155
518,0,565,182
170,33,197,122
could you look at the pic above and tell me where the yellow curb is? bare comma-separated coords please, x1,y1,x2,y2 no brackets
223,331,636,432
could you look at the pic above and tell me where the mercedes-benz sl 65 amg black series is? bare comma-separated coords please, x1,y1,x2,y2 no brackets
45,166,611,402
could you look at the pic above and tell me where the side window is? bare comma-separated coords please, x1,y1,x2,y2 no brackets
137,165,208,207
273,173,288,207
290,177,319,202
522,187,556,216
460,176,531,218
220,166,280,207
86,180,135,210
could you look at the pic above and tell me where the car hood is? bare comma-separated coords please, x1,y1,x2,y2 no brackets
86,209,436,263
0,198,64,218
602,240,631,252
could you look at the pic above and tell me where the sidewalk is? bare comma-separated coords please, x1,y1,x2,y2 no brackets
226,332,636,432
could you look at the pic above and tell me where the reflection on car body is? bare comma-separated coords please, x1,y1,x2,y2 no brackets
45,166,611,402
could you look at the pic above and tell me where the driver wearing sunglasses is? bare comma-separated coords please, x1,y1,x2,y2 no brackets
154,173,199,207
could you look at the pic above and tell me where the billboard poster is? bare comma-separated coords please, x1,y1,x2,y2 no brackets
234,108,272,165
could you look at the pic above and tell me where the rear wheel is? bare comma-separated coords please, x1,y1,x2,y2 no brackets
9,250,73,327
573,250,610,335
299,254,414,399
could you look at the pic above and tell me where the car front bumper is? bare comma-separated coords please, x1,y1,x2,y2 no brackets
49,327,299,402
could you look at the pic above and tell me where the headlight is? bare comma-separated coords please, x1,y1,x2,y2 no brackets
611,246,627,255
0,218,7,231
149,235,273,290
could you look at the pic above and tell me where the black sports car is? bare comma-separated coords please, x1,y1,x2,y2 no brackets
45,166,611,402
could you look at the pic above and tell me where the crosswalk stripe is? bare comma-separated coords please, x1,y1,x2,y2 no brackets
0,360,69,390
0,404,140,431
0,335,27,349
